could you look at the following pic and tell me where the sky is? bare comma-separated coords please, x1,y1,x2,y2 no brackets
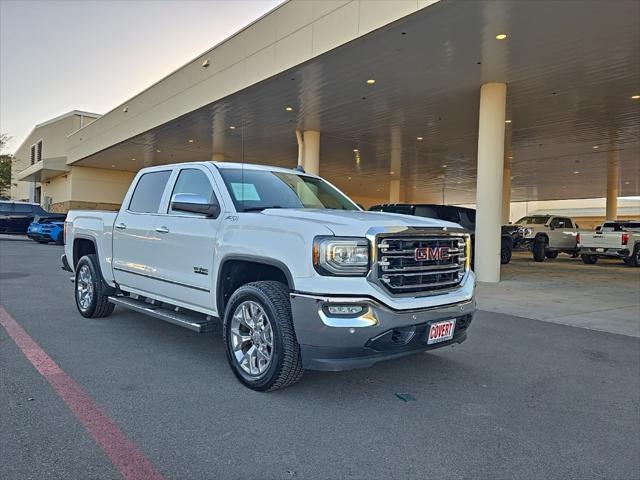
0,0,284,153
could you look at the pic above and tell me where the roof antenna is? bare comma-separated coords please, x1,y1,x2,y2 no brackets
241,118,245,212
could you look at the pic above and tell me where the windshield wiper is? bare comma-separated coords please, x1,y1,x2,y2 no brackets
242,205,283,212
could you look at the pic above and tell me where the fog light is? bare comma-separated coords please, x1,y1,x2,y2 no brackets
327,305,363,315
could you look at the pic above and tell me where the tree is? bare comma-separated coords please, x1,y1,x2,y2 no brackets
0,133,14,199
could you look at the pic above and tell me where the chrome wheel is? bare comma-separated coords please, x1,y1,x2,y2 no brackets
76,264,94,311
230,300,273,376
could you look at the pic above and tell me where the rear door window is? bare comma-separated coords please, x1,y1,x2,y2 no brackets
128,170,172,213
414,206,438,218
436,206,461,223
0,203,12,213
14,204,33,213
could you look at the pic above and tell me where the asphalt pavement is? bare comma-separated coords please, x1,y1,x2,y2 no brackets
1,239,639,480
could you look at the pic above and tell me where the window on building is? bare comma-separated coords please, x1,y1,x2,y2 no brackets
36,141,43,162
128,170,171,213
30,145,36,165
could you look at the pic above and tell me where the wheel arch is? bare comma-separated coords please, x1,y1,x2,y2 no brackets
73,235,97,268
216,255,295,316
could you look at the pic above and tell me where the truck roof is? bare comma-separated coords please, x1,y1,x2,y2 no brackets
135,161,318,177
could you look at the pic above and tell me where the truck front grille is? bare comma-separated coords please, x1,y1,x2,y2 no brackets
377,235,466,294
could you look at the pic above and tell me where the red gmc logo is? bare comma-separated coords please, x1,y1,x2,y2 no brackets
415,246,451,261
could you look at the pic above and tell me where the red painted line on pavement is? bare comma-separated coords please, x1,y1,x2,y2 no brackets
0,306,164,480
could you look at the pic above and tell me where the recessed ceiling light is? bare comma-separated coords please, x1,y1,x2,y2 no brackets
348,177,352,180
625,181,630,185
353,148,359,153
389,171,395,175
131,158,136,161
496,33,507,40
376,189,381,192
441,164,447,168
574,170,580,174
366,79,376,85
505,119,512,124
592,145,599,149
285,106,293,111
416,136,423,141
188,139,194,143
111,164,116,168
156,149,161,153
508,156,513,159
229,125,236,130
413,185,417,189
632,95,640,100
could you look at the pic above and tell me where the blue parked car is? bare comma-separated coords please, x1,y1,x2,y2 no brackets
27,217,65,244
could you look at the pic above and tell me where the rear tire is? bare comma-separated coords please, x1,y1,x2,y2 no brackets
55,232,64,245
223,281,303,391
74,254,115,318
581,254,598,265
545,250,559,259
628,244,640,267
532,238,546,262
500,238,512,264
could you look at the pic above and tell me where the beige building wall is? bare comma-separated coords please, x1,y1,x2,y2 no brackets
11,112,101,203
41,166,135,213
41,173,72,209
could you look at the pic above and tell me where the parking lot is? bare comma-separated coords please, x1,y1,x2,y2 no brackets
0,238,638,479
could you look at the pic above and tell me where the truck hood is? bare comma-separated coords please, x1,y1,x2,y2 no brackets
260,209,462,236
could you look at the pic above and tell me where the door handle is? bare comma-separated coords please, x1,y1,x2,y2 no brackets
155,226,169,234
115,223,127,230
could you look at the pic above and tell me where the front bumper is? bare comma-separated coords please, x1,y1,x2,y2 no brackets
290,293,475,371
27,232,53,241
579,247,630,258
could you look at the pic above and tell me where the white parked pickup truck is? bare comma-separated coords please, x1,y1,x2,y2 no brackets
63,162,475,391
578,221,640,266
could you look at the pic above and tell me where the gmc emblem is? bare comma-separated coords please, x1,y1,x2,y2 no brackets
415,246,450,261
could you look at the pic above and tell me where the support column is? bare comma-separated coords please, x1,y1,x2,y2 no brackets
389,180,403,203
300,130,320,175
606,150,619,220
502,155,511,224
475,82,507,283
211,153,226,161
389,127,403,203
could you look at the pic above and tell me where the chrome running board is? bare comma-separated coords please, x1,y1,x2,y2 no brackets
108,295,217,333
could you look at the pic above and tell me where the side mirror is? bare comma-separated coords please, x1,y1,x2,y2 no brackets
171,193,220,218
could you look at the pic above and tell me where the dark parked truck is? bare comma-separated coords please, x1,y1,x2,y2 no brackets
62,162,476,391
369,203,513,264
0,201,66,234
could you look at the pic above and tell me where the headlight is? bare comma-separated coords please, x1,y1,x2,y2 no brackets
465,234,472,270
313,237,369,276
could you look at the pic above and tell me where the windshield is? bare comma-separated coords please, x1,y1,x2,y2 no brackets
601,221,640,232
218,168,359,212
516,216,550,225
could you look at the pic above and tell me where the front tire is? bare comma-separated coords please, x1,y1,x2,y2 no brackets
581,254,598,265
545,250,559,259
74,254,115,318
500,238,512,264
532,238,546,262
223,281,303,391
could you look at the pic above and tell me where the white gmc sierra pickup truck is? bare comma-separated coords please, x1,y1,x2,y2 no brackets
63,162,475,391
578,221,640,266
